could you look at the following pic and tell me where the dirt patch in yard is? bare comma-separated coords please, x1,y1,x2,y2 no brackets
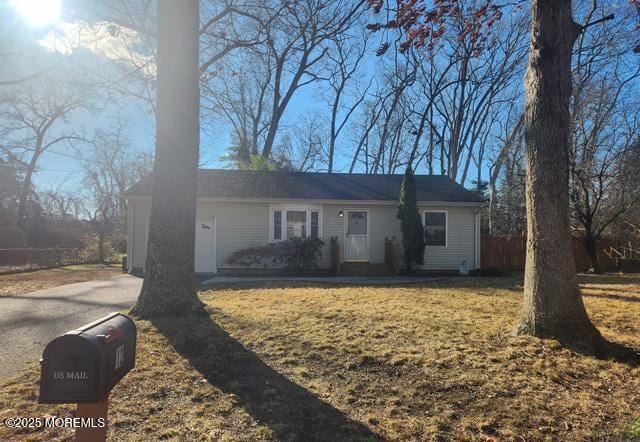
0,264,122,297
1,275,639,441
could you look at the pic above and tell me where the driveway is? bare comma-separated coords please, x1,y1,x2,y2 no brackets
0,275,142,379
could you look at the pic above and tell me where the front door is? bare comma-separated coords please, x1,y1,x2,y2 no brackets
345,210,368,262
195,218,216,273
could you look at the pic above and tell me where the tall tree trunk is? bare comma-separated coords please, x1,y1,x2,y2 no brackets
583,230,600,274
487,184,496,234
515,0,609,352
16,145,42,227
131,0,203,318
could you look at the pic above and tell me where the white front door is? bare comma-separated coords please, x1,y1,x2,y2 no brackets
195,218,216,273
345,210,369,262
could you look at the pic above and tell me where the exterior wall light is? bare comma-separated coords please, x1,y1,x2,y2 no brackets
338,210,344,218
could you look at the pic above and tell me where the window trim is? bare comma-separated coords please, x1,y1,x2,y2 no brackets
269,204,322,242
424,210,448,248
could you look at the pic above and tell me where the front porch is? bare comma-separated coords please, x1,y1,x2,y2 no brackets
330,236,402,276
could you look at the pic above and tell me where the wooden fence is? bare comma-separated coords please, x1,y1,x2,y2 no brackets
481,235,630,272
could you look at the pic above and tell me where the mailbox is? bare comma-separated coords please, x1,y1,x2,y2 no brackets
39,312,136,404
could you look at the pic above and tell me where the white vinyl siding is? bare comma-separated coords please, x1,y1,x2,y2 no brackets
419,205,476,270
198,201,270,268
130,198,151,270
127,198,480,272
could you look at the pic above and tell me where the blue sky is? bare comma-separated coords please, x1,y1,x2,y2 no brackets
2,1,337,191
4,0,638,195
1,0,503,195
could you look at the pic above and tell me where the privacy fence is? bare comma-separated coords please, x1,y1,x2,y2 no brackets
481,235,640,272
0,248,87,273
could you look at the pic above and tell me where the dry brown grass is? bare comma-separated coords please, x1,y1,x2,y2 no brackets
0,264,121,297
1,274,639,441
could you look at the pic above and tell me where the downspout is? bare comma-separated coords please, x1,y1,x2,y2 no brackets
474,207,482,270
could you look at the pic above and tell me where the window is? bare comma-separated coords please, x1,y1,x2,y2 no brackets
273,211,282,240
424,211,447,246
271,205,321,241
347,211,367,235
286,210,307,239
310,211,319,239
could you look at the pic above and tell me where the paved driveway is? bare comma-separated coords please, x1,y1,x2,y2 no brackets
0,275,142,379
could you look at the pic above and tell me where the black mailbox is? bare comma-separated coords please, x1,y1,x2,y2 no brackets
39,313,136,404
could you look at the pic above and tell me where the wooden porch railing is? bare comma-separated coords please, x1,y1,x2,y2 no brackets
330,236,340,275
384,237,401,275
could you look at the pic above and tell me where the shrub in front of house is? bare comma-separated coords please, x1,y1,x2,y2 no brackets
226,237,324,271
225,245,276,268
272,237,324,271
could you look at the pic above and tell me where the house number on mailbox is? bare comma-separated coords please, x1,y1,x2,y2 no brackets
115,345,124,369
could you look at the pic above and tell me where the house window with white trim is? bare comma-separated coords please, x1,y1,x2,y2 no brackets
273,211,282,240
271,206,321,241
286,210,307,238
424,211,447,246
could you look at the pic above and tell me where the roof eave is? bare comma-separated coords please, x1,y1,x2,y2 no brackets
125,194,484,206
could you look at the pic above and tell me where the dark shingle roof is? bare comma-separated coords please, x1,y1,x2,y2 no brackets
126,169,484,203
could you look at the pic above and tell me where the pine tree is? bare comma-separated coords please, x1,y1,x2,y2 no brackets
397,166,425,273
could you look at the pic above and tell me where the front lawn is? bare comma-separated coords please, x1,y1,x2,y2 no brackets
0,264,122,297
1,275,639,440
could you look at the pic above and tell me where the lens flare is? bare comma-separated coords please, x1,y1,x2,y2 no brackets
9,0,61,27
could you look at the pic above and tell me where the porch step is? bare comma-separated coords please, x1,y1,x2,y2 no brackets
340,263,396,276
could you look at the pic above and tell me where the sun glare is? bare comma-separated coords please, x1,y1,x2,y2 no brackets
10,0,61,27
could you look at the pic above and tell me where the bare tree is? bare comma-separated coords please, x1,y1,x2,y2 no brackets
491,134,527,235
426,12,527,184
348,94,384,173
79,129,152,262
206,0,366,166
41,181,85,221
570,71,640,270
370,51,415,173
487,112,524,233
348,7,527,180
324,27,370,173
259,0,365,159
347,46,416,174
0,79,93,227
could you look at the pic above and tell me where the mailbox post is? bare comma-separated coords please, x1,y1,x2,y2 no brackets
39,312,137,442
75,394,109,441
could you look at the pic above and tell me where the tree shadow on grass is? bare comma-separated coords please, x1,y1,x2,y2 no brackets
151,314,377,442
577,273,640,286
584,292,640,304
568,337,640,366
